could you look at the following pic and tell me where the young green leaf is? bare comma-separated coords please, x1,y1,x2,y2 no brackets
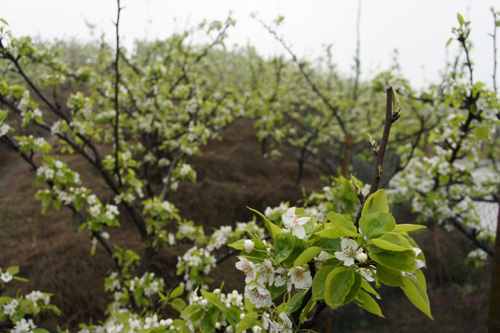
287,290,307,313
326,212,361,237
237,312,259,333
355,290,385,318
368,246,416,272
359,212,396,239
371,232,413,252
361,279,381,299
293,246,322,267
247,206,282,237
312,265,335,300
401,275,434,320
343,272,362,304
324,267,355,308
361,189,389,216
274,232,296,264
376,265,403,287
394,224,426,233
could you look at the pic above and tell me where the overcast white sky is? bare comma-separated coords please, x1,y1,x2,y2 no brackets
2,1,500,90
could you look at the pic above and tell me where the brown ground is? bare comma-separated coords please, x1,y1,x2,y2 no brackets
0,118,492,332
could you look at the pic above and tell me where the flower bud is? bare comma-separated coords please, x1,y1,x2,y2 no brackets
356,252,368,263
199,299,208,307
244,240,255,253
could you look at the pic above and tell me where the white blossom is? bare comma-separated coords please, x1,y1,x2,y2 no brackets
288,266,312,290
0,272,13,283
244,282,272,308
235,257,256,283
282,207,310,239
335,238,364,267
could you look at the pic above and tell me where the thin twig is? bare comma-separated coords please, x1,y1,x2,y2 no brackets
355,87,398,226
113,0,123,188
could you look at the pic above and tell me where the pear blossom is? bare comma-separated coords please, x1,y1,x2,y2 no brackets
256,259,275,285
274,267,290,290
235,257,256,283
3,299,18,316
279,312,294,333
12,318,36,332
252,326,263,333
244,282,272,308
288,266,312,290
282,207,311,239
144,314,159,329
316,251,330,263
335,238,364,267
160,318,174,327
0,272,13,283
358,267,375,282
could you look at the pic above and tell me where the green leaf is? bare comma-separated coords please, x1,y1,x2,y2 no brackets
325,212,361,237
201,310,219,332
368,246,416,272
361,279,381,299
237,312,259,333
316,224,345,239
394,224,426,233
446,37,453,47
7,266,19,275
294,246,322,267
401,276,434,320
170,285,185,299
33,329,50,333
359,212,396,239
274,232,296,264
171,298,187,313
312,265,335,300
361,190,389,216
282,238,307,268
416,269,427,291
371,232,413,252
376,265,403,287
324,267,355,308
343,272,362,304
0,297,12,308
0,110,8,122
12,276,29,282
180,304,203,320
288,290,307,313
201,289,226,312
247,206,281,237
457,13,465,25
355,290,385,318
228,239,245,250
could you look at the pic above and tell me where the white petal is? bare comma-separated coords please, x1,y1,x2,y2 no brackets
343,257,355,266
292,225,306,239
341,238,358,251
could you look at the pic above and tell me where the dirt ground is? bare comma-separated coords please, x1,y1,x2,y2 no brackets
0,118,492,332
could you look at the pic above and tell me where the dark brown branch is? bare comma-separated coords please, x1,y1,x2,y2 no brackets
355,87,397,226
368,88,396,195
